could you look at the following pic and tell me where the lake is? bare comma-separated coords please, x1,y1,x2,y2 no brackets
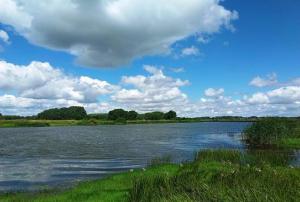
0,122,250,192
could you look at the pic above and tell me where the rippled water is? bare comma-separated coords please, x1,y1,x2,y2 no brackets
0,122,250,192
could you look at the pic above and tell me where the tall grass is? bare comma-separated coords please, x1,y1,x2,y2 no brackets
243,118,297,145
129,150,300,202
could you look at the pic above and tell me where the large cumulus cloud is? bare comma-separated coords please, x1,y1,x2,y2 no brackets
0,0,238,67
0,60,118,103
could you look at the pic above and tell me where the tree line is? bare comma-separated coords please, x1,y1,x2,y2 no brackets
37,106,87,120
1,107,177,121
107,109,177,121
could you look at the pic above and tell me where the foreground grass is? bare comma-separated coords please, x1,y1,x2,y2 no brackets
129,150,300,202
1,150,299,202
278,138,300,149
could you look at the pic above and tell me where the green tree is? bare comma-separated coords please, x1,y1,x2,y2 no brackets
164,110,177,120
127,111,138,120
108,109,128,120
37,106,87,120
145,112,164,120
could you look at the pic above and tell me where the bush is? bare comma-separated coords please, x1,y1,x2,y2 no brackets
243,119,297,145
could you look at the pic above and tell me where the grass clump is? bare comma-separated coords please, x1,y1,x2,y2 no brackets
243,118,298,146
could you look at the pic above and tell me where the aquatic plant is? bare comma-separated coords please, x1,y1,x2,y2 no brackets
243,118,297,145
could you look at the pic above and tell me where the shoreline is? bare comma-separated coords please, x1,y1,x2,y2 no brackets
0,119,254,128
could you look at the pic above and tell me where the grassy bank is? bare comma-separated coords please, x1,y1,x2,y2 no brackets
1,150,299,202
0,118,253,128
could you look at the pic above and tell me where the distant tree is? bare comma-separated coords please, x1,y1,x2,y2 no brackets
88,113,108,120
127,111,138,120
108,109,128,120
137,113,145,120
37,106,87,120
145,111,164,120
164,111,177,120
66,106,87,120
2,115,24,120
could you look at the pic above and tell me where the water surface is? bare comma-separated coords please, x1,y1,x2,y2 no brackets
0,122,249,192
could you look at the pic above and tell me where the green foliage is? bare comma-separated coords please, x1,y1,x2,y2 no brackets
127,111,138,120
244,118,297,145
108,109,128,120
164,110,177,120
87,113,108,120
145,111,165,120
1,115,25,120
37,106,87,120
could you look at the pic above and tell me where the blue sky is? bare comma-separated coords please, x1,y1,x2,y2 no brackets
0,0,300,117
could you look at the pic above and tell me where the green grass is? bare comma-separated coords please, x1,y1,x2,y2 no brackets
243,119,300,149
0,120,51,127
0,118,253,128
129,150,300,202
278,138,300,149
1,150,299,202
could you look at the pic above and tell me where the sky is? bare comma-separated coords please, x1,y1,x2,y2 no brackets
0,0,300,117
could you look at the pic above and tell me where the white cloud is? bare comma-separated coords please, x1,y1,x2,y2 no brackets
244,86,300,105
112,65,189,112
0,30,9,43
197,36,210,44
246,93,270,104
267,86,300,104
170,67,185,73
1,60,300,117
249,73,277,87
0,60,118,103
204,88,224,97
181,46,200,56
0,0,238,67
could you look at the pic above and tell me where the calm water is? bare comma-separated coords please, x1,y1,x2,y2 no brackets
0,122,249,192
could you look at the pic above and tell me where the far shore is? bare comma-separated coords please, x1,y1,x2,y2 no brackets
0,118,254,128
